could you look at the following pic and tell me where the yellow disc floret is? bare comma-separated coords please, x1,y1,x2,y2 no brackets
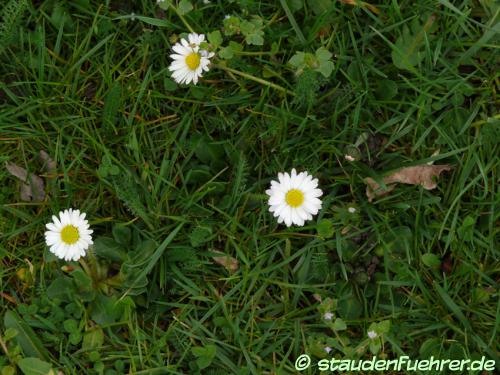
185,52,201,70
60,225,80,245
285,189,304,208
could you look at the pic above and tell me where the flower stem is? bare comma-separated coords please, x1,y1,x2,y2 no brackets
171,6,195,33
215,64,295,96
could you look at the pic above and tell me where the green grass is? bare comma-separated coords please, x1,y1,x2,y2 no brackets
1,0,499,374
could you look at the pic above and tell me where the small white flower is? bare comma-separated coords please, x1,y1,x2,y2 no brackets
324,346,333,354
168,33,214,85
367,330,378,339
266,169,323,227
348,207,356,213
224,15,231,19
344,154,356,162
203,0,211,4
44,209,93,262
323,312,334,320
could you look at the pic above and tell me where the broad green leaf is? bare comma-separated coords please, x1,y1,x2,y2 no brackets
177,0,193,15
192,345,217,370
90,294,129,325
337,296,363,319
94,237,127,262
46,277,75,301
421,253,441,269
375,79,398,100
332,318,347,331
3,310,51,360
207,30,222,47
17,358,53,375
82,327,104,351
307,0,332,15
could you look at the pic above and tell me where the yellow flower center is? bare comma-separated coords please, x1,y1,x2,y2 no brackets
60,225,80,245
185,52,201,70
285,189,304,208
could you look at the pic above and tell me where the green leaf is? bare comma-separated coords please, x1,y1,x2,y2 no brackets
316,60,334,77
102,82,121,130
3,327,18,341
240,18,264,46
332,318,347,331
3,310,51,360
207,30,222,47
421,253,441,269
82,327,104,351
337,296,363,319
70,269,95,302
316,219,334,239
17,358,53,375
288,0,304,11
189,226,212,247
90,294,131,325
369,339,381,355
192,345,217,370
289,51,306,68
177,0,193,15
391,15,436,71
457,215,476,242
377,320,391,334
94,237,127,262
307,0,332,15
124,224,184,294
46,277,75,301
375,79,398,100
157,0,172,10
63,319,79,333
112,225,132,245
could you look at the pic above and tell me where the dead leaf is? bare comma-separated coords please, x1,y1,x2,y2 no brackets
39,150,56,174
5,162,45,202
339,0,380,15
365,164,453,202
211,250,239,273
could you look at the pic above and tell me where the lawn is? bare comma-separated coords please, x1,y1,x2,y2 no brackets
0,0,499,374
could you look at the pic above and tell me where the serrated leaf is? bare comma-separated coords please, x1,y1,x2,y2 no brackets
316,219,334,238
391,15,436,71
102,82,121,129
189,226,212,247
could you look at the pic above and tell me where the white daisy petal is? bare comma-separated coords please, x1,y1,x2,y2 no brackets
44,208,93,262
169,33,213,85
266,169,323,227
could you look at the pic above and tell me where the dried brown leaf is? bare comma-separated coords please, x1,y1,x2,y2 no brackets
211,250,239,273
5,162,45,202
39,150,56,174
365,164,453,202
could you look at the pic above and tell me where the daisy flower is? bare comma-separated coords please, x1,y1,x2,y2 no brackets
168,33,214,85
44,208,93,261
266,168,323,227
